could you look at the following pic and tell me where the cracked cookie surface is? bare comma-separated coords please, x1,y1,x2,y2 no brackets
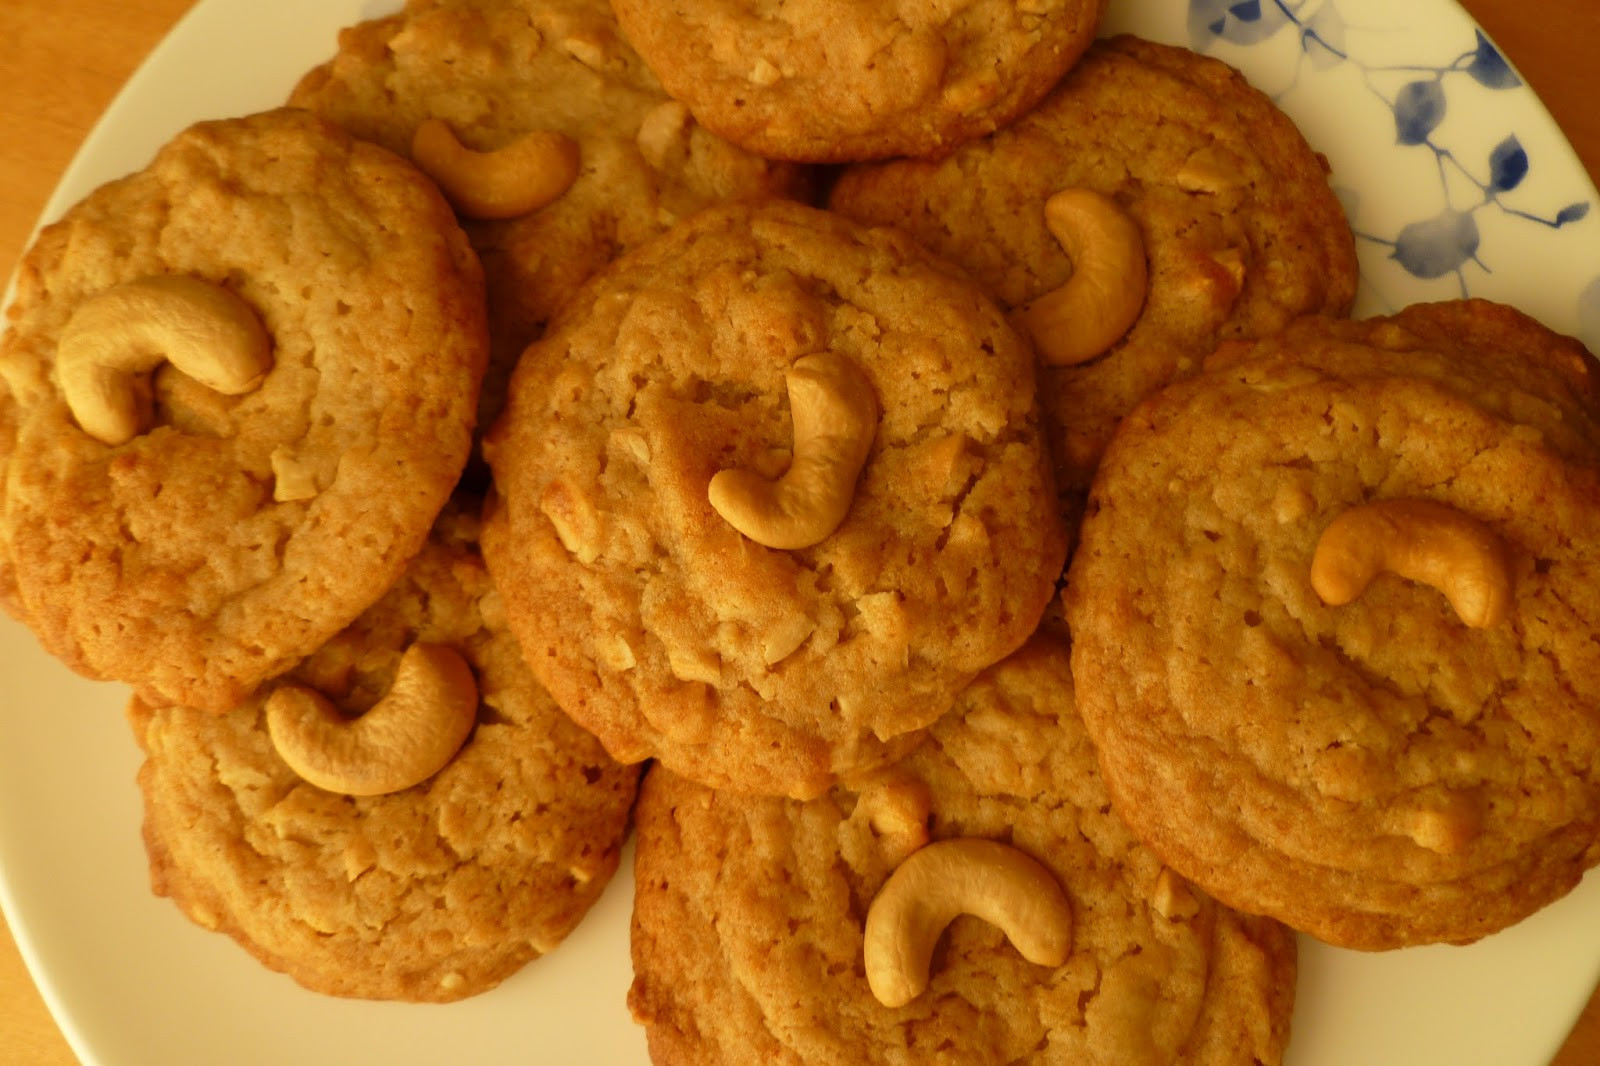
608,0,1106,163
1063,300,1600,949
628,633,1297,1065
829,35,1358,529
482,198,1066,799
290,0,813,439
0,108,486,712
130,503,640,1002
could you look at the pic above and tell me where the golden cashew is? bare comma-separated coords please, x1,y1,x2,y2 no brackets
269,445,319,502
1392,792,1483,855
56,275,271,446
1017,188,1148,367
1150,867,1201,921
1310,498,1513,629
1175,144,1245,195
853,773,933,861
265,643,479,796
707,352,878,549
862,838,1072,1008
636,100,693,169
410,118,580,220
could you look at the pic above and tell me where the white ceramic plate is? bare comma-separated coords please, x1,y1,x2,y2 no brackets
3,1,1599,1064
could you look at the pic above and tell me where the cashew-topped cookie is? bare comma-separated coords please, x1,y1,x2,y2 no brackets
130,502,640,1002
483,199,1066,799
1064,300,1600,949
829,35,1358,531
628,634,1297,1063
608,0,1107,163
289,0,814,439
0,108,487,711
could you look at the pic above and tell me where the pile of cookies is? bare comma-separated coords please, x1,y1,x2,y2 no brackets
2,0,1598,1061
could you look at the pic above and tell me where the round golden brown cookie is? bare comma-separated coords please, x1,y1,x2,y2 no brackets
628,633,1297,1064
482,198,1066,800
289,0,814,436
608,0,1107,164
129,502,640,1002
1063,300,1600,950
829,34,1358,523
0,108,486,712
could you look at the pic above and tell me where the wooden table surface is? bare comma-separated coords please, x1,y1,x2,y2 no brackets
2,1,1599,1064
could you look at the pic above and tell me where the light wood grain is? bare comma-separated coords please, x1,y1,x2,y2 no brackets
1,2,1598,1065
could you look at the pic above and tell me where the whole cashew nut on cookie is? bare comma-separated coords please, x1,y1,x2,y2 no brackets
708,352,878,550
1310,497,1513,629
56,275,272,446
411,118,580,220
266,643,479,796
863,838,1073,1009
1018,187,1148,367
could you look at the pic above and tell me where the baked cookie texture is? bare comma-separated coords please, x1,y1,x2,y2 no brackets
1063,300,1600,950
0,107,486,712
289,0,814,432
482,198,1066,800
609,0,1108,163
829,35,1358,517
130,504,640,1002
628,633,1297,1065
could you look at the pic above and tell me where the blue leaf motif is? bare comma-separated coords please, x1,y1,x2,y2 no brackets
1466,30,1523,89
1187,0,1231,48
1394,79,1446,145
1392,209,1481,279
1304,3,1348,70
1185,0,1289,48
1488,136,1529,193
1557,202,1591,225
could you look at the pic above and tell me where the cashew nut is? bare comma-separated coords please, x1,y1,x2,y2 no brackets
265,643,479,796
1150,867,1201,921
862,838,1072,1008
1393,792,1483,855
636,100,693,169
1175,144,1245,195
1310,498,1513,629
707,352,878,549
1017,188,1148,367
410,118,580,220
56,275,272,446
853,773,933,860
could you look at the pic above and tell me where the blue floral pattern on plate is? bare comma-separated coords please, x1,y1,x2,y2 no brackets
1191,2,1588,295
1105,0,1600,350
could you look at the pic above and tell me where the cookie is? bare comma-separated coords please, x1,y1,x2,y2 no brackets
130,502,640,1002
628,633,1297,1064
289,0,814,433
482,198,1066,799
609,0,1107,163
829,35,1358,522
0,108,486,712
1063,300,1600,949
